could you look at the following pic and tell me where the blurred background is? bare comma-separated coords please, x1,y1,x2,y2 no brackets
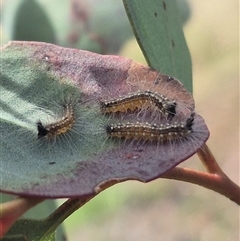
1,0,239,240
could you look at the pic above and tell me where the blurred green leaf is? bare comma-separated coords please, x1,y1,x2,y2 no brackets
0,193,14,203
123,0,192,92
13,0,56,43
176,0,191,25
2,0,133,53
4,219,56,241
85,0,133,53
0,194,66,241
23,200,66,241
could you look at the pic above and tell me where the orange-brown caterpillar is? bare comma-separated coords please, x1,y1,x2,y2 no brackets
37,103,75,139
106,115,194,142
100,90,177,120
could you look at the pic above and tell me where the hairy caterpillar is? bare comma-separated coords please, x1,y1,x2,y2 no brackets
106,114,194,143
37,103,75,139
100,90,177,120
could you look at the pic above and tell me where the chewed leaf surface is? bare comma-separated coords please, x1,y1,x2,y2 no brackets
0,42,209,198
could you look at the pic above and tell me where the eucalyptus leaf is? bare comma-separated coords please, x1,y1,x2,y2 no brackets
123,0,192,92
0,41,209,198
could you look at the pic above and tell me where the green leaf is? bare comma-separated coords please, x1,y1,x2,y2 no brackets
13,0,56,43
176,0,191,25
0,194,66,241
23,200,66,241
2,0,133,54
3,219,56,241
1,235,28,241
123,0,192,92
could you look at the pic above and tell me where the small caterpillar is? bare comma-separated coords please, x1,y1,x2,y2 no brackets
106,114,194,143
100,90,177,120
37,103,75,139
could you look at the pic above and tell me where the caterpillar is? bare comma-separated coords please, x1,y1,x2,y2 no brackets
37,103,75,139
100,90,177,120
106,114,194,143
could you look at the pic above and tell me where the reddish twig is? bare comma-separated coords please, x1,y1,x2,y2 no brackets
162,143,240,205
197,143,226,175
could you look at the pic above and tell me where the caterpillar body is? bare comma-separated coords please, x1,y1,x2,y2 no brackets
37,103,75,139
100,90,177,120
106,115,194,143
